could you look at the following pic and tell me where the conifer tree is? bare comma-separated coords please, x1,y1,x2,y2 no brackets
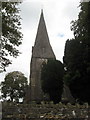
63,2,90,104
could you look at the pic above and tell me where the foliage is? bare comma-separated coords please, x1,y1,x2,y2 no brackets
41,59,64,103
63,2,90,104
0,2,23,72
0,71,28,102
71,2,90,38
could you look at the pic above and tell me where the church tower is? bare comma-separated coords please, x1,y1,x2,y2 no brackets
30,10,56,102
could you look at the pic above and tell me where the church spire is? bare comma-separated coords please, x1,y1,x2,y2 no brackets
41,8,43,13
32,10,55,59
29,11,55,102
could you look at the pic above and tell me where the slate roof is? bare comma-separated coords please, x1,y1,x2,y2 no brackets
32,10,55,59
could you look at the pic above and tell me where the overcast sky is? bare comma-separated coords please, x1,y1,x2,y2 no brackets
0,0,80,82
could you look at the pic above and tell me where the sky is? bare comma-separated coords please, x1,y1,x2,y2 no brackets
0,0,80,83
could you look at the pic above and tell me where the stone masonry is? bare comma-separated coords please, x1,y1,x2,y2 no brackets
29,10,56,102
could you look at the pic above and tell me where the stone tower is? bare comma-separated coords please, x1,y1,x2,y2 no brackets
30,10,56,102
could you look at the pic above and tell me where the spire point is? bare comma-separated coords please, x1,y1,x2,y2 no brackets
41,4,43,13
40,8,44,18
41,8,43,14
41,9,43,12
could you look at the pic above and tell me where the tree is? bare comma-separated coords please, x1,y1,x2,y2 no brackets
71,2,90,38
63,2,90,104
0,2,23,72
0,71,28,102
41,60,64,103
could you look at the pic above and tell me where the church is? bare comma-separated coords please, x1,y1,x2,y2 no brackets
29,10,74,103
29,10,55,102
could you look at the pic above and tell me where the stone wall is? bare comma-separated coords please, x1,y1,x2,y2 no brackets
30,58,49,102
2,102,90,120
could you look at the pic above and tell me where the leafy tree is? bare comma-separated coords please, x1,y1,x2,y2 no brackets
0,71,28,102
63,2,90,104
0,2,22,72
41,60,64,103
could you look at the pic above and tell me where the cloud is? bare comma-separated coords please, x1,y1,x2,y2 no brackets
0,0,80,82
57,33,65,38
